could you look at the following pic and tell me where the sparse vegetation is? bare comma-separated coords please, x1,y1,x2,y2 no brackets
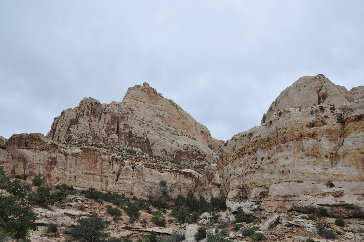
206,232,233,242
252,232,265,241
335,217,345,227
0,193,37,240
70,213,110,242
159,233,185,242
107,205,122,217
47,223,58,233
151,210,166,227
306,239,316,242
83,188,148,223
234,208,257,224
171,190,226,224
32,173,46,186
195,226,207,240
316,221,336,239
29,185,54,207
241,227,253,237
14,174,28,180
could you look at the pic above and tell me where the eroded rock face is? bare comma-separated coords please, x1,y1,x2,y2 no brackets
1,76,363,217
47,83,221,170
3,133,215,198
220,74,364,217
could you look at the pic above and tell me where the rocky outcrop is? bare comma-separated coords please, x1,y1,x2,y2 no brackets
220,74,364,217
47,83,221,170
2,133,218,198
1,75,363,218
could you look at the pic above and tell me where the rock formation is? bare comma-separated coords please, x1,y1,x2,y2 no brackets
220,74,364,218
1,75,363,215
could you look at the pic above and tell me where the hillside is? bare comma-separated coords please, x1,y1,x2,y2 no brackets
0,75,363,241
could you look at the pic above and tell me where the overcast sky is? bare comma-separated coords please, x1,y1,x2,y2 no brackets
1,1,363,141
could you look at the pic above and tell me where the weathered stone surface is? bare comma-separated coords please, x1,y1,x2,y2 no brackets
0,136,6,149
2,75,363,217
262,74,357,123
220,75,364,217
47,83,221,169
2,133,214,198
350,86,364,100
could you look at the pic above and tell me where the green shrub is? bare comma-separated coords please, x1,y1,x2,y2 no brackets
47,223,58,233
14,174,28,180
78,204,85,211
5,179,27,198
252,232,265,241
0,194,37,239
29,185,54,207
306,239,316,242
316,222,336,239
195,226,207,240
124,202,141,223
32,174,45,186
160,180,167,187
234,208,256,224
151,210,166,227
241,227,253,237
70,213,110,241
0,166,5,176
170,192,226,224
335,217,345,227
308,214,317,220
52,184,75,202
107,205,122,216
206,232,232,242
159,233,185,242
149,231,157,242
149,196,169,209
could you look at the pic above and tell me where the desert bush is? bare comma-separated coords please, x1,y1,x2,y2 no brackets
234,208,256,224
159,233,185,242
206,232,232,242
47,223,58,233
171,191,226,224
0,194,37,239
149,196,169,209
335,217,345,227
308,214,317,220
29,185,54,207
195,226,207,240
107,205,122,216
241,227,253,237
151,210,166,227
252,232,265,241
32,173,45,186
5,179,27,198
316,221,336,239
14,174,28,180
70,213,110,241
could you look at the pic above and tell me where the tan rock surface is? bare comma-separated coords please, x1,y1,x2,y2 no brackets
220,75,364,217
47,83,221,170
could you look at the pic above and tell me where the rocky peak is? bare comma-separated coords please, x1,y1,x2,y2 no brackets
47,83,220,166
262,74,357,123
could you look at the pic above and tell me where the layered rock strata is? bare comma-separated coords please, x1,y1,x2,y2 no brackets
220,74,364,217
1,75,363,217
47,83,221,170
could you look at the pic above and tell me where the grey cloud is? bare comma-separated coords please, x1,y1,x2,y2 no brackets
1,0,363,140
